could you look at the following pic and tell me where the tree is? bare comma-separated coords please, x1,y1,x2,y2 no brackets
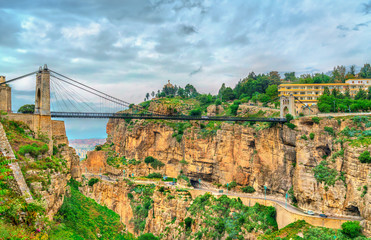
284,72,296,82
17,104,35,113
368,87,371,100
137,233,159,240
344,87,351,98
151,91,155,97
269,71,281,85
332,65,346,83
221,87,235,101
177,87,185,98
331,88,338,98
341,221,361,238
323,87,330,96
265,85,278,98
145,93,150,100
355,89,367,100
349,65,356,75
184,84,198,98
359,63,371,78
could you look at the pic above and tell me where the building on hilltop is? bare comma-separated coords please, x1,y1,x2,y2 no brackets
164,80,174,89
278,79,371,106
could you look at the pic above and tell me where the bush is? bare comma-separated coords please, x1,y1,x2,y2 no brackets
88,178,99,187
225,181,237,190
95,145,102,151
309,132,315,140
285,114,294,122
144,156,155,164
341,221,361,238
18,143,49,158
359,151,371,163
147,173,162,178
312,117,320,124
189,108,202,116
286,123,296,129
301,134,308,140
313,161,338,186
184,217,193,230
241,186,255,193
137,233,159,240
324,127,334,136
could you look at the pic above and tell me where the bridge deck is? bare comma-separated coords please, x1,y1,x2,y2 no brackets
51,112,287,123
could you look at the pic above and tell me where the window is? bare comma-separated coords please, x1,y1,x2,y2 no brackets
300,92,305,94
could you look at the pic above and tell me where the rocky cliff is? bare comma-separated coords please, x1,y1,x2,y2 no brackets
84,113,371,235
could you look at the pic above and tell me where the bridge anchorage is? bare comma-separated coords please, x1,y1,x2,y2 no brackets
0,64,287,123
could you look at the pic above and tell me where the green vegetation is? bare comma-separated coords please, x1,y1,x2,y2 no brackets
241,186,255,193
17,104,35,114
128,184,156,233
312,117,320,124
18,143,49,158
146,173,162,178
313,161,338,186
301,134,308,140
88,178,99,186
359,151,371,163
324,127,335,136
144,156,165,169
224,181,237,190
361,185,368,198
187,193,278,239
309,132,315,140
341,221,362,238
54,179,134,239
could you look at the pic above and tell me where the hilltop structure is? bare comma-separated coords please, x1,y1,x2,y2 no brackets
279,79,371,106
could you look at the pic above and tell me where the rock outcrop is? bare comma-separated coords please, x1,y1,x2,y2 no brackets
97,115,371,235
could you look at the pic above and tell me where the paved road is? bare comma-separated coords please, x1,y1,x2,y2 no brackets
84,173,363,222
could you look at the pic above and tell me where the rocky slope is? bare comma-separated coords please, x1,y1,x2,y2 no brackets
83,103,371,236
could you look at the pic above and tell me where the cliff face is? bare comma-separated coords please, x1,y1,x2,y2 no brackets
100,115,371,234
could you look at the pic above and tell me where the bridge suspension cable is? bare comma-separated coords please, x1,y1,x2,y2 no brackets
0,71,38,86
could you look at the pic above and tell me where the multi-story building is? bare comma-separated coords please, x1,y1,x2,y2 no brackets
278,79,371,106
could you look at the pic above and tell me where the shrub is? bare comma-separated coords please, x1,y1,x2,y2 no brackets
286,123,296,129
95,145,102,151
127,193,134,199
299,112,304,117
184,217,193,230
324,127,334,136
241,186,255,193
285,114,294,122
301,134,308,140
309,132,315,140
88,178,99,186
341,221,361,238
225,181,237,190
18,143,49,158
147,173,162,179
313,161,338,186
189,108,202,116
312,117,320,124
359,150,371,163
144,156,155,164
137,233,159,240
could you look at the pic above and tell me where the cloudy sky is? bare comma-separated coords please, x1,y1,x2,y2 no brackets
1,0,370,139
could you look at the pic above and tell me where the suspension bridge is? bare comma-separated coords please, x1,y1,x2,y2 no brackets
0,65,288,123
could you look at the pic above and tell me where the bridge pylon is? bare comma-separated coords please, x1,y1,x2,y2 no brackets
280,94,296,118
35,64,50,116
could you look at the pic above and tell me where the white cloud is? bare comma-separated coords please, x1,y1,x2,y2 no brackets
61,22,101,39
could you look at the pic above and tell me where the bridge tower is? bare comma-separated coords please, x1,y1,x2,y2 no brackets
0,76,12,113
280,94,296,118
35,65,50,115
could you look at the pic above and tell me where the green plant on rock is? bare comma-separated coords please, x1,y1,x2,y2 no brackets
359,150,371,163
341,221,361,238
312,117,320,124
309,132,315,140
301,134,308,140
313,161,338,186
241,186,255,193
324,127,335,136
88,178,99,187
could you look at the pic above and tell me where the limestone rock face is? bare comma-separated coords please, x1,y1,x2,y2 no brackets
101,116,371,236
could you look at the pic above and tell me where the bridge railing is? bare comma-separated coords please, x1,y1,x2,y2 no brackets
51,111,287,123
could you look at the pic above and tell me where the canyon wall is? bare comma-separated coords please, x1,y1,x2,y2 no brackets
94,115,371,235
